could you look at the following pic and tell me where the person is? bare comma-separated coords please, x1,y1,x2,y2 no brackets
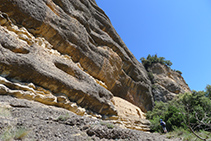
160,119,167,133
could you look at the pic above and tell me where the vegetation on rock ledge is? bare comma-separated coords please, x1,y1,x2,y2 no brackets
140,54,182,76
140,54,172,70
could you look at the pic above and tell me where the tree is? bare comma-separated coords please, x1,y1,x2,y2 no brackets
205,85,211,99
140,54,172,70
147,89,211,138
180,92,211,140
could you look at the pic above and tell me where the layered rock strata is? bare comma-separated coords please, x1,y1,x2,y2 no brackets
111,97,150,131
0,0,153,117
0,95,180,140
147,63,191,102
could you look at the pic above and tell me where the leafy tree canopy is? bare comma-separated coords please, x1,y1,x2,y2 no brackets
205,84,211,99
140,54,172,70
147,87,211,133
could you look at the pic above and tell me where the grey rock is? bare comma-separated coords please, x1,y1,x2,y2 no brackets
0,0,153,114
148,63,191,102
0,95,181,141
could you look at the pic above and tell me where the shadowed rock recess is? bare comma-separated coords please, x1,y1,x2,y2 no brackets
0,0,153,118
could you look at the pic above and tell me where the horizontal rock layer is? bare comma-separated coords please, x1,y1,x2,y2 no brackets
0,95,178,140
111,97,150,131
0,0,153,116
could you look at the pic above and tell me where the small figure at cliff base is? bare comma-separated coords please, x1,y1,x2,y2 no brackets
160,119,167,133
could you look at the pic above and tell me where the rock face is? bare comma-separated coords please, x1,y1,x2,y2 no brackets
0,95,181,141
112,96,150,131
0,0,153,117
147,63,191,102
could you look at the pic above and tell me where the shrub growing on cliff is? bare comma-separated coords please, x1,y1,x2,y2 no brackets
140,54,172,70
174,70,182,75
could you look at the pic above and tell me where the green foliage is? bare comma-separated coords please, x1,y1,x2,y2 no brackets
57,113,70,121
0,107,29,140
0,126,29,140
147,87,211,133
146,101,168,120
179,91,211,131
205,84,211,99
166,128,211,141
148,116,163,132
146,101,168,132
100,121,115,129
174,70,182,75
152,84,158,90
164,105,186,131
147,101,186,132
0,107,11,117
140,54,172,70
147,72,154,82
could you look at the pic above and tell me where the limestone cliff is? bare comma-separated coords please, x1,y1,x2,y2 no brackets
147,63,191,102
0,0,153,118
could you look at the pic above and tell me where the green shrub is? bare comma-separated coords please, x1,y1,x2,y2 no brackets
0,126,29,141
164,105,186,131
147,101,168,120
205,84,211,99
147,101,186,132
57,113,69,121
0,107,11,117
147,72,154,82
179,91,211,131
147,101,168,132
147,88,211,133
100,121,115,129
140,54,172,70
149,116,163,133
175,70,182,75
166,128,211,141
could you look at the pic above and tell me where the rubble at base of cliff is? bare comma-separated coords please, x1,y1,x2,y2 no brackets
0,95,181,141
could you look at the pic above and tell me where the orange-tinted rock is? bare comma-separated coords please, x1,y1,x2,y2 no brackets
0,0,153,116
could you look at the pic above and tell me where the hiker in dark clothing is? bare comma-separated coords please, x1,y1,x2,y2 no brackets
160,119,167,133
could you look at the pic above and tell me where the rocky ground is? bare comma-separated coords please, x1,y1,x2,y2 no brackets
0,95,181,141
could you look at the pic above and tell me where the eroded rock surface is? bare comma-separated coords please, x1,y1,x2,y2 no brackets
0,95,181,141
111,96,150,131
0,0,153,117
148,63,191,102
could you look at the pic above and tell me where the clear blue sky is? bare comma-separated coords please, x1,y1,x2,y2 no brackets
95,0,211,91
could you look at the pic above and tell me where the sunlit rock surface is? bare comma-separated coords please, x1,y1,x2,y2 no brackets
0,0,153,117
148,63,191,101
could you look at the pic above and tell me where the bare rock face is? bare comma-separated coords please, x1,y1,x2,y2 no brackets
0,0,153,117
111,97,150,131
148,63,191,102
0,95,180,141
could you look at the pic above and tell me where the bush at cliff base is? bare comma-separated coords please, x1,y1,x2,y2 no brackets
147,85,211,133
